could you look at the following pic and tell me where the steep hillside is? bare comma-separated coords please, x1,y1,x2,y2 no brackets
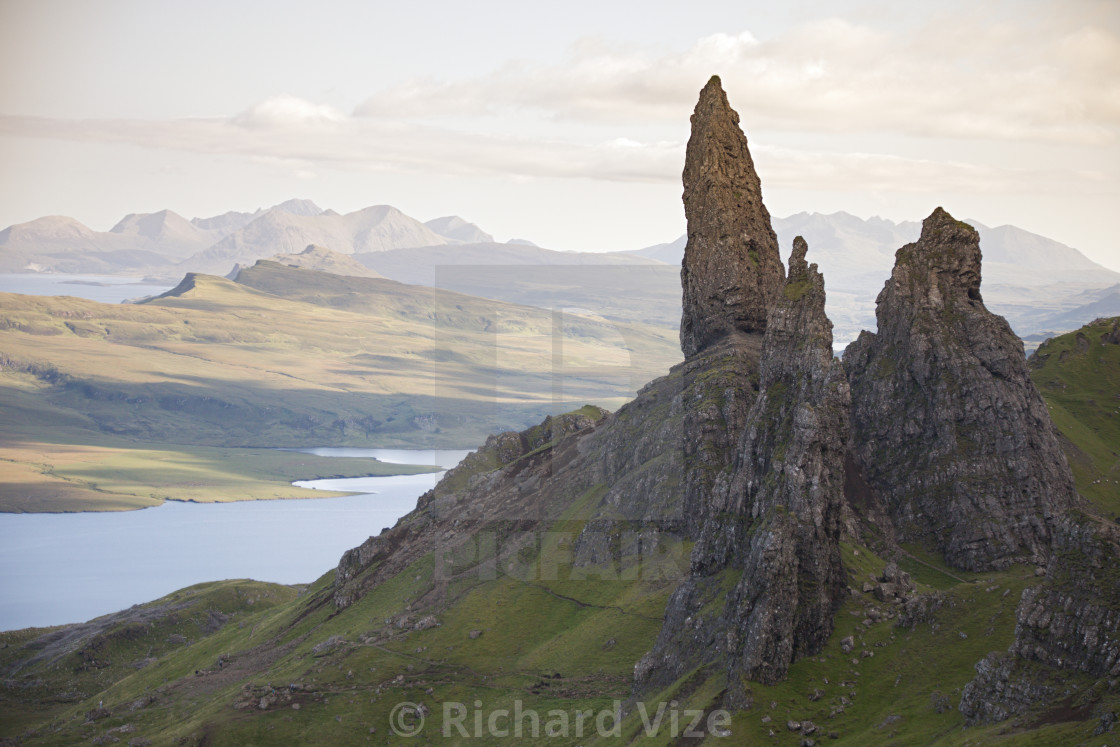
1029,317,1120,517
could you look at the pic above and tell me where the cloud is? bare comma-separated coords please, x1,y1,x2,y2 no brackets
0,106,1099,198
0,11,1114,198
232,96,347,129
354,18,1120,144
0,108,680,183
752,145,1096,195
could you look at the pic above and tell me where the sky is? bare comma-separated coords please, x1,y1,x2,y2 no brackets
1,0,1118,268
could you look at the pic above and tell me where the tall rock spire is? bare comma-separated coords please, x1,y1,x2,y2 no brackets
638,235,850,699
679,75,785,358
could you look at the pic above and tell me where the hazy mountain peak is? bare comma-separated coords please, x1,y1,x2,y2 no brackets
345,204,398,219
190,210,256,233
0,215,96,242
424,216,495,244
109,209,193,239
507,238,539,247
268,198,323,217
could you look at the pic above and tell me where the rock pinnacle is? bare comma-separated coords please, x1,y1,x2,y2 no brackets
845,207,1078,571
679,75,785,358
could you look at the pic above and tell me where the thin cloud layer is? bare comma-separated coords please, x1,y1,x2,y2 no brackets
0,13,1115,198
356,19,1120,144
0,108,1095,196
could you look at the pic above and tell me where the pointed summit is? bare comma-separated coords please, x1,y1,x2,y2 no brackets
679,75,785,358
889,206,983,302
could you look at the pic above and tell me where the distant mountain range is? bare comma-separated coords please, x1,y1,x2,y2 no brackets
632,212,1117,287
2,201,1118,342
626,212,1120,344
0,199,496,277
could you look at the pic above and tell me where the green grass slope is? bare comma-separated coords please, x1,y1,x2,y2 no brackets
1029,316,1120,517
8,520,1114,744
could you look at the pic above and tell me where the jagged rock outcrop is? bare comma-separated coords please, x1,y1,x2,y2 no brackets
960,515,1120,723
679,76,785,359
575,335,761,545
334,408,612,610
637,236,849,700
845,208,1077,571
333,341,760,611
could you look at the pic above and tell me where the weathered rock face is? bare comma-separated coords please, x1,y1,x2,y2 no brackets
845,207,1077,571
333,341,760,613
637,237,849,700
960,515,1120,723
333,407,613,611
576,335,761,543
679,75,785,359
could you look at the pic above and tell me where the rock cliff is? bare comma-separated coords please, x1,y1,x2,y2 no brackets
334,407,609,609
845,208,1078,571
960,514,1120,723
637,236,849,699
679,76,785,359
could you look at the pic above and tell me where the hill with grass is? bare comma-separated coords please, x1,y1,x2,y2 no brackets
2,359,1115,743
0,260,679,511
1029,317,1120,518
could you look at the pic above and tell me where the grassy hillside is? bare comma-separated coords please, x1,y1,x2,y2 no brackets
0,262,680,511
1029,316,1120,517
1,265,677,448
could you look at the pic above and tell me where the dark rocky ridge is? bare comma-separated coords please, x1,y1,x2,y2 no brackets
679,75,785,359
845,208,1078,571
637,236,850,700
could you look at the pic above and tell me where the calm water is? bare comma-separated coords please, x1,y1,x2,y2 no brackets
0,449,471,631
0,273,175,303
